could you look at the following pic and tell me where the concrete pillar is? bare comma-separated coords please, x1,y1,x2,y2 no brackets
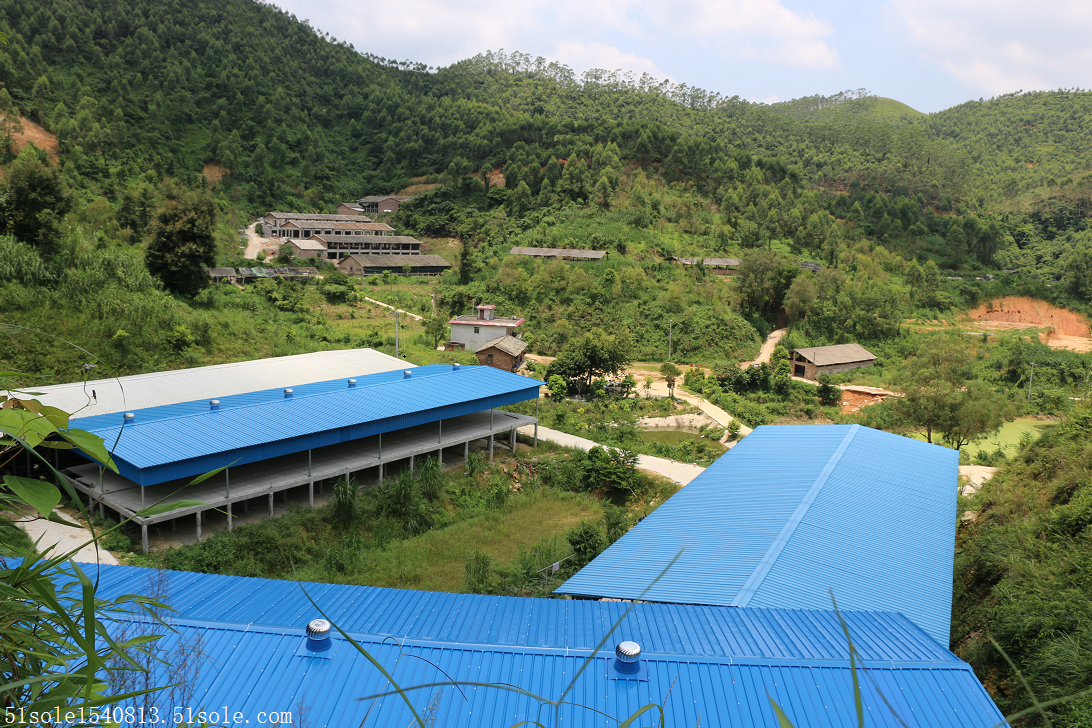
282,488,288,504
534,423,539,447
489,434,494,460
309,479,314,507
511,428,516,452
196,511,202,541
225,468,230,498
170,518,177,532
379,463,384,482
141,523,148,555
243,499,249,514
268,492,274,517
410,455,414,473
464,441,469,461
438,447,443,467
227,503,233,532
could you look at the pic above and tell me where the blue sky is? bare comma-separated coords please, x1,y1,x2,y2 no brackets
271,0,1092,113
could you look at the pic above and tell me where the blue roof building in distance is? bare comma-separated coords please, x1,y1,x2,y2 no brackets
557,424,960,645
80,563,1003,728
68,364,542,486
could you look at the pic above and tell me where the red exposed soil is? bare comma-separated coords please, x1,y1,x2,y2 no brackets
202,164,229,185
969,296,1090,336
9,116,58,162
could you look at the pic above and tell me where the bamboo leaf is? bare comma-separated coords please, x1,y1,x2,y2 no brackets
4,476,61,517
767,694,797,728
59,428,118,472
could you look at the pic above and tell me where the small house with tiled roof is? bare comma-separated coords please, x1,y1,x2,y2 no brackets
475,335,528,372
791,343,876,380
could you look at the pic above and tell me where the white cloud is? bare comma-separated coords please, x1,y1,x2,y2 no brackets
751,93,780,104
644,0,840,69
554,41,671,80
273,0,839,75
888,0,1092,95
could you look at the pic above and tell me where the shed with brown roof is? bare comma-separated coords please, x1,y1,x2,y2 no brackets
791,344,877,380
474,335,528,372
338,253,451,277
510,246,607,261
357,195,415,214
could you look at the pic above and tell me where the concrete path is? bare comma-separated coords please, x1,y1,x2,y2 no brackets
16,509,119,565
518,425,706,486
362,296,424,321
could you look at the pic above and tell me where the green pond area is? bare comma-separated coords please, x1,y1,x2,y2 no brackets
908,418,1057,457
638,427,728,450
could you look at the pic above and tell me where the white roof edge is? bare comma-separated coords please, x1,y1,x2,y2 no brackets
30,349,410,416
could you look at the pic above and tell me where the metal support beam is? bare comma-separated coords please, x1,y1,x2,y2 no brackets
225,467,230,498
378,433,383,461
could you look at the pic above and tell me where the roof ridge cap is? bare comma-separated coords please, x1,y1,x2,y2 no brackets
730,425,860,607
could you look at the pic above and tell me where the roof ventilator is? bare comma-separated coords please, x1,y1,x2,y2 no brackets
403,370,412,379
284,388,294,398
123,412,135,424
610,641,646,680
209,400,220,411
305,619,331,652
347,379,357,388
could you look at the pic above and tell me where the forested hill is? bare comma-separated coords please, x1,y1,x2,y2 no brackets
0,0,994,215
1,0,1091,278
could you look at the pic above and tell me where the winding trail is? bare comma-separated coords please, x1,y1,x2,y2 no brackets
362,296,424,321
517,424,706,486
743,328,787,368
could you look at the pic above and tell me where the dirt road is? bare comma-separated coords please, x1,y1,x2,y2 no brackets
243,221,277,260
743,328,787,368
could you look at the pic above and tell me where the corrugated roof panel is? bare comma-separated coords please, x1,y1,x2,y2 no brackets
33,348,405,416
70,564,1003,727
556,425,959,645
72,365,540,485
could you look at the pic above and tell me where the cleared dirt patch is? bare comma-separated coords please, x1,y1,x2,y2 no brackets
8,116,58,162
970,296,1090,335
202,163,229,185
397,182,441,195
1041,332,1092,352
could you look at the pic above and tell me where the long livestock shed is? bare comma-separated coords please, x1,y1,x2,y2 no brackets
73,562,1004,728
558,424,959,645
38,352,541,551
509,246,607,261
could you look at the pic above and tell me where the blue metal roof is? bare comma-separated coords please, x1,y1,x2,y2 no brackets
556,425,960,646
69,365,540,486
78,564,1002,728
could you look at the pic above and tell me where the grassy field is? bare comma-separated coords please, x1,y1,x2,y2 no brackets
908,418,1057,458
334,488,603,592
